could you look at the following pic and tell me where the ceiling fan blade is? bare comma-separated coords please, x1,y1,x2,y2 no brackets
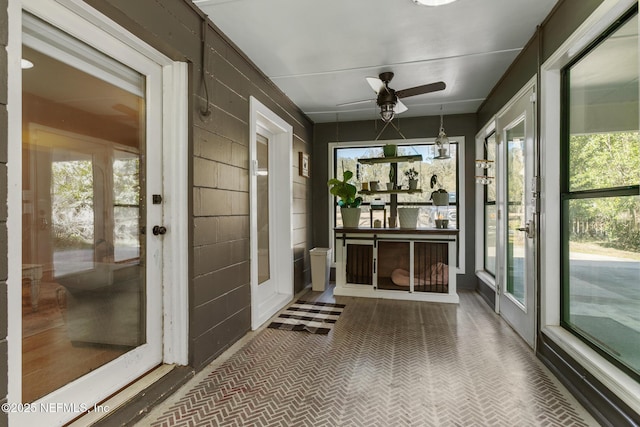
336,98,375,107
396,81,446,99
366,77,385,94
394,99,408,114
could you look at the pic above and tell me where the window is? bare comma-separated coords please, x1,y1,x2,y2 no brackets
561,7,640,380
333,142,458,229
483,132,497,276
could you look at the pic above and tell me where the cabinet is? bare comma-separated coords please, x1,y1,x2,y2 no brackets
334,228,458,304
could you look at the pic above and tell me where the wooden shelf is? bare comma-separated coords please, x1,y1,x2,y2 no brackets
357,154,423,164
359,189,423,195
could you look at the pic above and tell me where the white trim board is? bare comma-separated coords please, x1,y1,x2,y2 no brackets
249,97,294,330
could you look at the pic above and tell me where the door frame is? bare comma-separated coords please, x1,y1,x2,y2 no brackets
7,0,188,424
494,80,537,348
249,97,293,330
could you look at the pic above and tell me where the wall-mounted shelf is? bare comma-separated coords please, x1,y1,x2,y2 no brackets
356,153,424,219
359,189,423,195
357,154,423,165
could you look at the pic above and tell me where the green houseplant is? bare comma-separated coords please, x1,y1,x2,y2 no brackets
404,167,419,190
328,170,363,228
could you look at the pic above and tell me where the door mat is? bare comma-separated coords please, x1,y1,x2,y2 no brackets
268,301,345,334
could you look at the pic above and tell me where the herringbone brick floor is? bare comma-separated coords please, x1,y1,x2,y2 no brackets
137,289,598,426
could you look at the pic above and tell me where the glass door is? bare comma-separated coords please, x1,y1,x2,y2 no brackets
496,85,536,347
15,11,164,425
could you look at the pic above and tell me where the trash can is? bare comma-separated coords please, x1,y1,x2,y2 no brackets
309,248,332,291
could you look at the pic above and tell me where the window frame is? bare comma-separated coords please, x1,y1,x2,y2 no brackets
328,137,466,274
559,4,640,382
540,0,640,413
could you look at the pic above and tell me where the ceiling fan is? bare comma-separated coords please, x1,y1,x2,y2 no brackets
340,71,446,122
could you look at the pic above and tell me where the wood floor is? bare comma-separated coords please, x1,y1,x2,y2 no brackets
22,281,127,403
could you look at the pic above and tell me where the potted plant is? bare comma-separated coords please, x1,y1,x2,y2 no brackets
387,166,395,190
398,206,420,228
383,144,397,157
430,174,449,206
404,167,419,190
328,170,363,228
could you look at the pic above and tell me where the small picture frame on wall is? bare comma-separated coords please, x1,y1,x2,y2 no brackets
299,152,310,178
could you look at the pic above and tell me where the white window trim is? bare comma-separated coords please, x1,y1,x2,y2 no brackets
540,0,640,414
327,137,466,275
474,120,496,291
249,97,294,330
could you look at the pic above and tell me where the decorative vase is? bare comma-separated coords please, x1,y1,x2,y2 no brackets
435,219,449,229
340,207,362,228
383,144,397,157
398,207,420,229
408,179,418,190
431,191,449,206
386,182,394,190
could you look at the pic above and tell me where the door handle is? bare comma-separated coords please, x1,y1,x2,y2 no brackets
516,220,535,239
152,225,167,236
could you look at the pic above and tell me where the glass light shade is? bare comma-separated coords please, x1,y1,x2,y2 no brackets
434,132,450,159
380,103,395,122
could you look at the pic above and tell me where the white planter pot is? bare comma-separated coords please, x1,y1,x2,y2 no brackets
431,191,449,206
398,207,420,229
340,207,362,228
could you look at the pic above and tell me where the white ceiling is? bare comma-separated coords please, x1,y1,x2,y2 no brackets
194,0,560,123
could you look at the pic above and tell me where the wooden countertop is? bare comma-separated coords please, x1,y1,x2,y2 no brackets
334,227,458,235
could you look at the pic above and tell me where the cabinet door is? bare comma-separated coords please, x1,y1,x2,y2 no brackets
341,240,374,286
413,241,450,294
376,241,411,291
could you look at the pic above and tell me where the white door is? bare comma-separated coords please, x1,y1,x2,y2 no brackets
496,85,537,347
10,5,168,425
250,98,293,329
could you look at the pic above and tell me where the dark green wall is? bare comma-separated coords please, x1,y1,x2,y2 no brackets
313,114,478,289
84,0,315,369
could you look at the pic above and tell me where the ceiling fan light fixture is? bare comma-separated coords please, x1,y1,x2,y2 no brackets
380,103,395,123
412,0,458,6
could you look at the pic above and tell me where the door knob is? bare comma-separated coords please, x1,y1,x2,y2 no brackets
516,220,535,239
152,225,167,236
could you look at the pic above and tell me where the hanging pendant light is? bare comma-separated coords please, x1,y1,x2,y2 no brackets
434,114,450,160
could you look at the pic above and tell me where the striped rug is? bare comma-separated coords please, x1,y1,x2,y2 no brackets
268,300,345,334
